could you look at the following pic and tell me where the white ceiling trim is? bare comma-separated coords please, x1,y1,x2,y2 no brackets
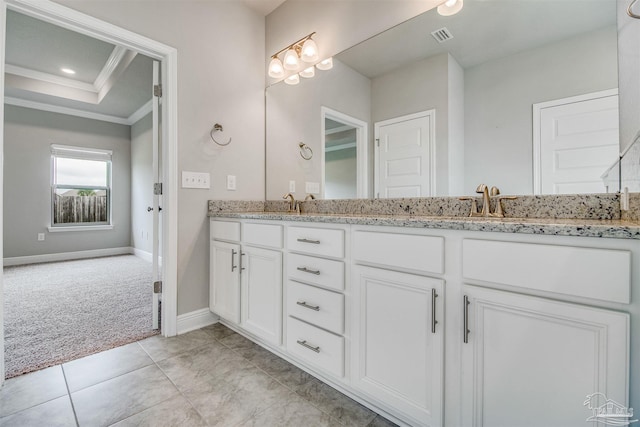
4,63,95,92
325,124,355,135
97,49,137,103
94,46,128,92
127,99,152,124
5,96,130,125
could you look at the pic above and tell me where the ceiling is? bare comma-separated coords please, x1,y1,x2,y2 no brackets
4,10,154,125
337,0,616,78
242,0,287,16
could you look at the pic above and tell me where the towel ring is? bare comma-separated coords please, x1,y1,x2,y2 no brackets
299,142,313,160
630,0,640,18
210,123,232,146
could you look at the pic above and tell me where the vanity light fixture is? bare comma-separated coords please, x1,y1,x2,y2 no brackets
268,32,318,78
300,66,315,78
437,0,463,16
284,74,300,85
316,57,333,71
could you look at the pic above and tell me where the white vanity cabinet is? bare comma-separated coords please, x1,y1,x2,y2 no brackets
210,220,283,345
351,229,445,427
460,237,632,427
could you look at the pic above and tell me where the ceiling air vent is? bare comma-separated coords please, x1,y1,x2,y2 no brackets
431,27,453,43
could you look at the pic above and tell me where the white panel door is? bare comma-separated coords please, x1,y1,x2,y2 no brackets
535,91,619,194
210,240,241,324
461,285,629,427
375,111,435,198
241,246,282,345
352,265,444,426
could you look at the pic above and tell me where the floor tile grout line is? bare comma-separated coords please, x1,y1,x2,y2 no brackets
60,365,81,427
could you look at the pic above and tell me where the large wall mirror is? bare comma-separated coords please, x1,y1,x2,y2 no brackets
266,0,620,199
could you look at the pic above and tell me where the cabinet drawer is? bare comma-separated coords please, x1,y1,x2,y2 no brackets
243,222,283,249
462,239,631,304
287,317,344,378
287,281,344,335
353,230,444,274
210,220,240,242
287,253,345,291
287,227,344,258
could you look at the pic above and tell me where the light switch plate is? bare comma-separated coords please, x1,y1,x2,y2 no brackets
182,171,210,189
227,175,237,191
289,180,296,192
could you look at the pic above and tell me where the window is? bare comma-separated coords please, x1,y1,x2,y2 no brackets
51,145,112,227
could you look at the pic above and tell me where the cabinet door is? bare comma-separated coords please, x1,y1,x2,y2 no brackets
210,240,241,324
241,246,283,345
352,265,444,427
461,285,629,427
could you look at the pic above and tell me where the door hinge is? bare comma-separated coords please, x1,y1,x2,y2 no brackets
376,138,380,147
153,281,162,293
154,84,162,97
154,183,163,195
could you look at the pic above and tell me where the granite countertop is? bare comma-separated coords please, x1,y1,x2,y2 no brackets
207,210,640,240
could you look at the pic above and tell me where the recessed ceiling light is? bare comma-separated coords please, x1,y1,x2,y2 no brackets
61,68,76,75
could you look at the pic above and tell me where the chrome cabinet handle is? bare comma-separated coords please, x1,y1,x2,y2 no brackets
240,252,246,271
463,295,470,343
297,339,320,353
231,249,237,272
296,301,320,311
431,288,438,334
297,266,320,275
297,238,320,244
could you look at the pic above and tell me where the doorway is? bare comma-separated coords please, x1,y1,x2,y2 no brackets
374,110,436,198
0,0,178,383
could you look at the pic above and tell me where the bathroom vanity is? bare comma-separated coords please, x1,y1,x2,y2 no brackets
208,204,639,427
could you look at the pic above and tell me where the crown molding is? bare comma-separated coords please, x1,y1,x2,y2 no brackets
4,96,130,125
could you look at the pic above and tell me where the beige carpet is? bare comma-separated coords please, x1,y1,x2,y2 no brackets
3,255,159,378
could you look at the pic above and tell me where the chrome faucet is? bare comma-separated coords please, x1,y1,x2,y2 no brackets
459,184,517,217
304,194,315,202
282,193,300,214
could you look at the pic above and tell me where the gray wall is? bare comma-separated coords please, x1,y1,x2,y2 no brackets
464,26,618,195
55,0,266,315
619,0,640,153
266,59,371,200
3,106,131,257
325,147,357,199
131,113,152,255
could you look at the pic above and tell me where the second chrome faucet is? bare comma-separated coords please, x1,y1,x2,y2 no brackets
459,184,516,218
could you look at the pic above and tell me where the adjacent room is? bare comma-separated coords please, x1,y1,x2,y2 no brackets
2,9,160,378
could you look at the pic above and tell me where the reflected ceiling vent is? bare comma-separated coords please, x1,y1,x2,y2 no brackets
431,27,454,43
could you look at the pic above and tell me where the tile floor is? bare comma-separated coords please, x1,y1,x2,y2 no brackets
0,323,398,426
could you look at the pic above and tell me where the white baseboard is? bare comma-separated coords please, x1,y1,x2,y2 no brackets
3,247,133,266
132,248,152,263
177,308,219,334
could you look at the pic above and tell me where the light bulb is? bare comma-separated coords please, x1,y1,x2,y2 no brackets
300,38,319,62
268,57,285,78
284,74,300,85
283,48,300,70
316,57,333,71
437,0,463,16
299,66,315,78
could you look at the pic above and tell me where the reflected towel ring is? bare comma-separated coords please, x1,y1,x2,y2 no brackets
629,0,640,18
299,142,313,160
210,123,232,146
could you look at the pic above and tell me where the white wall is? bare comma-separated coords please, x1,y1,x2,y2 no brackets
464,26,618,195
3,106,131,257
266,59,371,199
55,0,265,315
130,112,152,255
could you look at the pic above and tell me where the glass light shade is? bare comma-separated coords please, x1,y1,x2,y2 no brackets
316,57,333,71
283,48,300,70
284,74,300,85
299,66,315,78
268,57,285,78
437,0,463,16
300,38,319,62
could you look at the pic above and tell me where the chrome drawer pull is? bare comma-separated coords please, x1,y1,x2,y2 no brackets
297,266,320,275
297,238,321,244
297,339,320,353
296,301,320,311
